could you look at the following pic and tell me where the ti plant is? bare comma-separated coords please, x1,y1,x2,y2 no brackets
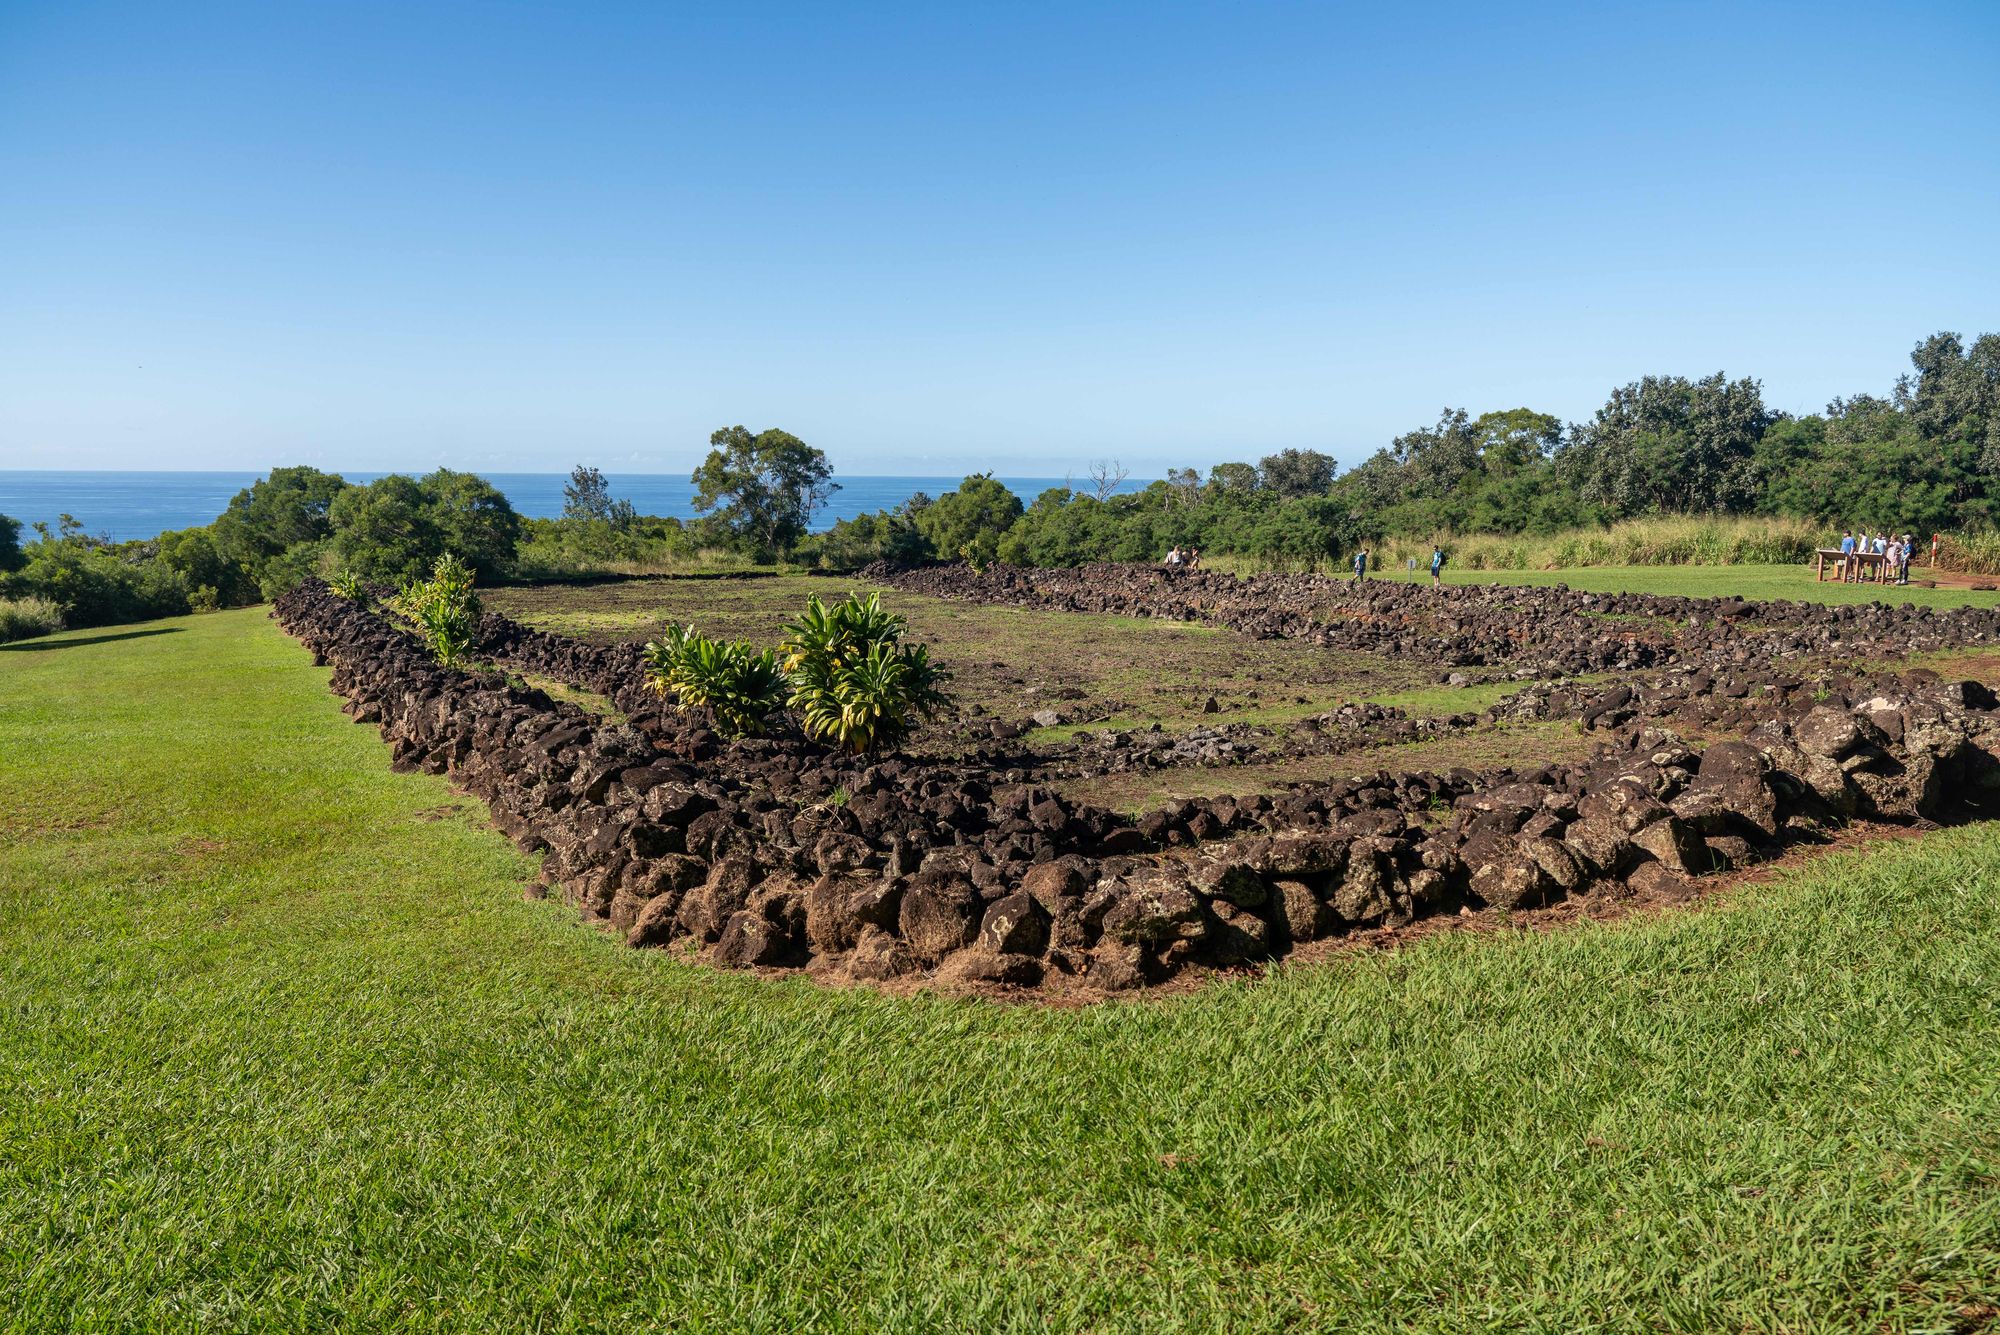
394,553,482,667
329,569,367,602
780,592,952,754
641,623,787,737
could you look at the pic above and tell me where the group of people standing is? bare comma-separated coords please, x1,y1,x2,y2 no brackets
1837,529,1918,584
1162,545,1202,570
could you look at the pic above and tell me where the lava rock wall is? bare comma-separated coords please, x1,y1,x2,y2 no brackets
275,580,2000,996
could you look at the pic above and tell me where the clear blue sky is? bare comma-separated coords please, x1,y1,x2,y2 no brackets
2,1,1996,477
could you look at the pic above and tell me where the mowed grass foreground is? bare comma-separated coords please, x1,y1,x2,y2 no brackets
3,610,2000,1332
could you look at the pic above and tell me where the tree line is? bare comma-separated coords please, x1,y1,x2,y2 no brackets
2,329,1993,636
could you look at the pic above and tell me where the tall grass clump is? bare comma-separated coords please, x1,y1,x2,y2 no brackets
1932,532,2000,576
0,595,65,643
1382,515,1830,572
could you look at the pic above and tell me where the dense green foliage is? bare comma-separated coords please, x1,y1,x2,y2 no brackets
798,507,931,570
392,553,482,668
330,470,522,585
781,592,952,753
0,514,23,573
909,473,1023,568
5,609,2000,1329
640,592,951,750
0,467,523,629
0,516,209,628
9,331,1998,632
641,624,789,737
691,426,837,559
959,329,2000,571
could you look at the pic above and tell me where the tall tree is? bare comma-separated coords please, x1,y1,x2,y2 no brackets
1257,448,1337,499
912,473,1024,566
563,465,613,521
1901,331,2000,478
561,465,637,525
1560,373,1773,516
690,426,837,558
213,466,351,567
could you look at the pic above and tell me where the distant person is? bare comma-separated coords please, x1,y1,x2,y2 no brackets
1164,545,1184,569
1840,530,1856,582
1872,532,1886,555
1187,548,1201,570
1353,547,1370,582
1430,544,1446,588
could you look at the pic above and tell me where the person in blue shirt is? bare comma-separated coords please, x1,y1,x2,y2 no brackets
1429,545,1446,588
1839,530,1856,582
1353,547,1369,582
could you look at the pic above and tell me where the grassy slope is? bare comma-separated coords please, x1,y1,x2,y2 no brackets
1377,562,2000,610
4,610,2000,1332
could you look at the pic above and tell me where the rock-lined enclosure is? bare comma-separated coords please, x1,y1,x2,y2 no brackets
875,561,2000,676
275,569,2000,996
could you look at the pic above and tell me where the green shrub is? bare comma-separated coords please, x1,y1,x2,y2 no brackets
7,519,191,627
780,592,951,754
798,511,931,571
330,470,522,585
513,514,691,578
911,475,1022,569
329,570,366,601
0,596,64,643
393,553,482,667
641,624,787,737
254,538,333,600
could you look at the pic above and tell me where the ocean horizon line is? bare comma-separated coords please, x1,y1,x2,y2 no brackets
0,468,1155,544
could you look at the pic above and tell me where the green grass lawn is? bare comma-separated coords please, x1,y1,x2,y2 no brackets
1377,561,2000,610
4,608,2000,1332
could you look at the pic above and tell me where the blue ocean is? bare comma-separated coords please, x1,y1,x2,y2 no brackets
0,471,1144,544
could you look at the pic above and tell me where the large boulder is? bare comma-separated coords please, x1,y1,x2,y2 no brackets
1330,839,1397,924
1099,868,1208,947
978,892,1051,957
932,947,1045,988
1466,836,1554,910
1274,879,1333,943
713,909,796,968
677,853,760,942
898,870,982,962
804,872,902,954
1189,858,1267,908
1630,815,1706,877
1577,781,1673,834
848,924,917,981
1793,706,1864,760
1681,741,1780,838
